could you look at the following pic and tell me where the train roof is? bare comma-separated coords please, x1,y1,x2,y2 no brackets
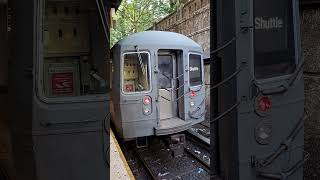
115,31,203,51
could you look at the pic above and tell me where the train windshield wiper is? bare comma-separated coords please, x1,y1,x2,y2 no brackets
134,46,147,75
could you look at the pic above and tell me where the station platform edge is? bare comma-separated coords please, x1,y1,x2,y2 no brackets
110,129,135,180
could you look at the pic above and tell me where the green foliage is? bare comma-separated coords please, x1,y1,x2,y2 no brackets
110,0,178,47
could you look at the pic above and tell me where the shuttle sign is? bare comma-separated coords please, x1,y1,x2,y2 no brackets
255,17,284,30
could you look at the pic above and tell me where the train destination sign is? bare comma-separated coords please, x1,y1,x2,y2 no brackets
255,17,284,30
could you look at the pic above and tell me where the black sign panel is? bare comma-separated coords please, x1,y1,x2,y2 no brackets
254,0,296,79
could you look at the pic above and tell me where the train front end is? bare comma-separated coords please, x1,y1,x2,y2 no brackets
217,0,305,179
111,31,206,140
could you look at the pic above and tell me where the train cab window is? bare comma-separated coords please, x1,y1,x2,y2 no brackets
189,54,202,86
122,52,150,93
40,0,109,99
254,0,296,79
158,55,173,89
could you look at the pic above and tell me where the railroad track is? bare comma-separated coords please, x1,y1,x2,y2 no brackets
200,122,210,129
184,146,210,171
186,129,210,146
185,130,210,170
134,148,159,180
132,132,211,180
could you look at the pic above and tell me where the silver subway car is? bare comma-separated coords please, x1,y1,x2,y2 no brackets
111,31,205,140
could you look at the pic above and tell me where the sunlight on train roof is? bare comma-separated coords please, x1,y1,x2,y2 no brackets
116,31,202,50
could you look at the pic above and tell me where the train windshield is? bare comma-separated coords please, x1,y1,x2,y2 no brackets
122,52,150,93
189,54,202,86
254,0,296,79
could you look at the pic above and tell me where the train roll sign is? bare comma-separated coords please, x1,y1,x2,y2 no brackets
255,17,284,30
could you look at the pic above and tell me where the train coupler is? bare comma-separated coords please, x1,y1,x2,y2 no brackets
168,134,185,158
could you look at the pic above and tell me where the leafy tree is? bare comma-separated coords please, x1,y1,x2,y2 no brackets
110,0,180,46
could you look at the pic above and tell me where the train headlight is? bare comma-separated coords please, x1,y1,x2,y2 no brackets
142,96,152,115
190,91,196,98
255,95,272,116
190,101,195,107
255,119,272,145
143,96,151,105
143,107,151,114
259,96,271,112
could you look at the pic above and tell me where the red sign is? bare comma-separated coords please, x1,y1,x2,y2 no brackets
52,73,74,95
125,84,134,92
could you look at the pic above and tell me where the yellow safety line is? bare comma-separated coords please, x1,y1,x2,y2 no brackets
110,130,135,180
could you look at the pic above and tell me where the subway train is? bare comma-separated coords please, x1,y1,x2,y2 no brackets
110,31,206,140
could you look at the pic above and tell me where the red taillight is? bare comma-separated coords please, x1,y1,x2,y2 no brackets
143,96,151,105
190,91,196,98
259,96,271,112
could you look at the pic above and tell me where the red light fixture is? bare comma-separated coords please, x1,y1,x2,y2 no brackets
190,91,196,98
143,96,151,105
259,96,272,112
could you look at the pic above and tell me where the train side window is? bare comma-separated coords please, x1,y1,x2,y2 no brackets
122,52,150,93
189,54,202,87
254,0,296,79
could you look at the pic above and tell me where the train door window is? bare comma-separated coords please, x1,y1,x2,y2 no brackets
158,55,173,89
254,0,296,79
189,54,203,87
122,52,150,93
39,0,109,99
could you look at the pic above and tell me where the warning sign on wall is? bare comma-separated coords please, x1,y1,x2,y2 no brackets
52,73,74,95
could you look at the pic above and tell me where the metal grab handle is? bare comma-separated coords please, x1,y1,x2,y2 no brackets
210,101,241,124
190,98,206,115
159,71,171,81
210,37,236,55
190,65,244,98
173,73,184,80
258,155,308,179
257,116,305,168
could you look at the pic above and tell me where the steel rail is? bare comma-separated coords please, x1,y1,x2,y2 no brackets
134,148,158,180
187,129,210,146
184,147,210,172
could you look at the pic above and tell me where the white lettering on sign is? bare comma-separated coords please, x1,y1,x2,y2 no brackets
255,17,284,30
190,67,199,72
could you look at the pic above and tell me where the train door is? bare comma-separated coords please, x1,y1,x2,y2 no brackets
158,51,178,120
9,0,110,180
